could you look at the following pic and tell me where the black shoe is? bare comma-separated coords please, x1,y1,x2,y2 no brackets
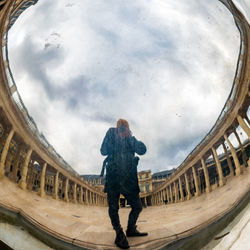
115,229,130,249
126,225,148,237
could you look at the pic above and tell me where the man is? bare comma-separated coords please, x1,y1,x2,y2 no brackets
100,119,148,249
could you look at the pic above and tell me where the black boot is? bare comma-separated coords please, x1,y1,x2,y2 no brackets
115,228,130,249
126,225,148,237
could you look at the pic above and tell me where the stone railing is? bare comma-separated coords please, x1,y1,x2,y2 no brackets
150,0,250,206
0,0,107,206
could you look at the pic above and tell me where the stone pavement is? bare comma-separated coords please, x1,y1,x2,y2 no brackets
0,168,249,249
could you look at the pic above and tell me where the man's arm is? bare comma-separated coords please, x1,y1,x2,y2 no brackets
129,136,147,155
100,128,115,156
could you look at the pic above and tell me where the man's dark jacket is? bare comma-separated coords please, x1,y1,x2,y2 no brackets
100,128,146,194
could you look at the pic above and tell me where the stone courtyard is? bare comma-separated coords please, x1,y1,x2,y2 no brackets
0,168,249,249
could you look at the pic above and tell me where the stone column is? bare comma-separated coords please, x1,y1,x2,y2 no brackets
38,162,47,197
166,187,170,203
224,134,241,176
174,181,178,203
169,184,173,203
144,197,147,206
212,146,225,187
5,153,14,175
80,187,83,204
85,189,88,205
26,161,34,191
179,177,184,201
64,178,69,202
184,172,191,200
222,142,234,176
192,166,200,197
18,148,32,190
201,158,211,193
160,190,163,204
9,145,23,182
163,189,166,204
0,128,14,178
73,183,77,203
0,133,5,150
234,129,248,167
89,192,92,205
53,171,59,200
237,115,250,139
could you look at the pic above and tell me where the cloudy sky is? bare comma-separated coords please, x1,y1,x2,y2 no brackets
7,0,249,175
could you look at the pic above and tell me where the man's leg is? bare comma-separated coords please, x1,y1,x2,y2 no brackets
107,191,130,249
107,191,122,231
125,192,147,237
126,193,142,229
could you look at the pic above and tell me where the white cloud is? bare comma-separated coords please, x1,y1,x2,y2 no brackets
8,0,241,174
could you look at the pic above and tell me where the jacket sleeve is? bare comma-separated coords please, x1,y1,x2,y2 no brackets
100,128,114,156
129,136,147,155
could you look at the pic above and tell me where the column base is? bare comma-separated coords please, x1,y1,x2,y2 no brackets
235,167,242,176
38,190,46,198
18,180,27,190
186,194,191,200
64,197,69,203
206,186,211,193
195,192,200,197
53,194,58,200
219,179,225,187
